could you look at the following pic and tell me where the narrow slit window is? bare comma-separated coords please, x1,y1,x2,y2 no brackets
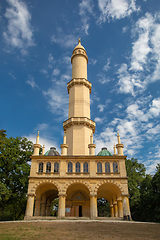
76,162,81,173
97,162,102,173
68,162,73,173
39,162,43,173
105,162,110,173
83,162,88,173
54,162,59,173
113,162,118,173
46,162,51,172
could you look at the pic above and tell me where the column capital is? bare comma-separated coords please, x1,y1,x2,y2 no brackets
27,193,35,197
58,193,67,197
113,201,117,205
90,193,97,198
122,194,130,197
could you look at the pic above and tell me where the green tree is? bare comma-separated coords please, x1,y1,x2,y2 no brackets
97,198,110,217
0,130,33,220
151,164,160,222
125,158,146,220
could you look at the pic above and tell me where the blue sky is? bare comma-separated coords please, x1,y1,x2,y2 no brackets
0,0,160,174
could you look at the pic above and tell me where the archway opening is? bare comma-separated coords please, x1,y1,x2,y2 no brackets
97,182,122,218
34,183,58,216
66,183,90,218
97,198,110,217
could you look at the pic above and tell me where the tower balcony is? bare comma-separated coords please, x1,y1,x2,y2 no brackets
63,117,96,133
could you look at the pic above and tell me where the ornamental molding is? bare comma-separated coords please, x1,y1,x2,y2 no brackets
94,179,124,194
31,179,60,194
63,117,95,133
71,49,88,63
64,179,92,194
67,78,92,94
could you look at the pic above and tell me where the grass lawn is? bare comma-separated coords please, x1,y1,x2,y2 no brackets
0,221,160,240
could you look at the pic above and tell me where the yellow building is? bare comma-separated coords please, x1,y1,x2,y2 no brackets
25,40,131,220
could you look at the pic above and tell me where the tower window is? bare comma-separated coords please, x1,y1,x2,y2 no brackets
54,162,59,173
83,162,88,173
76,162,81,173
113,162,118,173
38,162,43,173
46,162,51,172
105,162,110,173
97,162,102,173
68,162,73,173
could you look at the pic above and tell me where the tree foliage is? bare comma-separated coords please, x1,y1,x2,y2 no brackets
126,158,160,222
0,129,33,220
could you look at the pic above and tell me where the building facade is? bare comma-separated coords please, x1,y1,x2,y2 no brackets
25,40,131,219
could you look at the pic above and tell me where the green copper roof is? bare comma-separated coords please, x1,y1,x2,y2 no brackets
97,147,112,156
44,147,60,156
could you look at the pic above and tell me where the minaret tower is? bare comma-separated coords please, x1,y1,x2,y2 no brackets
63,39,96,155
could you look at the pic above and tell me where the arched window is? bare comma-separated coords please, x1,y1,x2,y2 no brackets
68,162,73,173
54,162,59,173
105,162,110,173
83,162,88,173
76,162,81,173
113,162,118,173
46,162,51,172
97,162,102,173
39,162,43,173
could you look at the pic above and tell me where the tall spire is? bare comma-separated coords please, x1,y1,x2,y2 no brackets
62,39,96,155
116,132,124,156
33,131,41,156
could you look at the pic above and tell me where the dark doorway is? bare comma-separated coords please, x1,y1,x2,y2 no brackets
79,205,82,217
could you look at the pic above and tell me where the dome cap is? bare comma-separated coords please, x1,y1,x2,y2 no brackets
73,38,85,51
97,147,112,156
44,147,60,156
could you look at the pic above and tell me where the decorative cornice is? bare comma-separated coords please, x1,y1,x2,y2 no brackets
63,117,96,133
71,49,88,63
67,78,92,94
88,144,96,149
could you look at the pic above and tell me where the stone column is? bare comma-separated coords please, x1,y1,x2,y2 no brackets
122,195,131,219
41,195,46,216
110,204,114,217
58,194,66,218
117,199,123,217
46,200,51,216
90,194,97,219
113,201,118,217
25,194,35,217
34,198,41,216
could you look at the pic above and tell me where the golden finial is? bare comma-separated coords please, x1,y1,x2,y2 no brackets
78,38,81,44
117,131,119,136
38,131,39,136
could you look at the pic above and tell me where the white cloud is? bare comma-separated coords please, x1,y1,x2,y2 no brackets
34,123,49,132
43,85,68,118
3,0,34,54
94,117,104,124
103,58,111,71
117,13,160,96
98,73,110,84
148,97,160,117
117,63,143,95
52,68,60,76
26,76,38,88
79,0,94,35
48,53,54,68
89,58,97,65
97,104,105,112
51,34,76,48
98,0,139,23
